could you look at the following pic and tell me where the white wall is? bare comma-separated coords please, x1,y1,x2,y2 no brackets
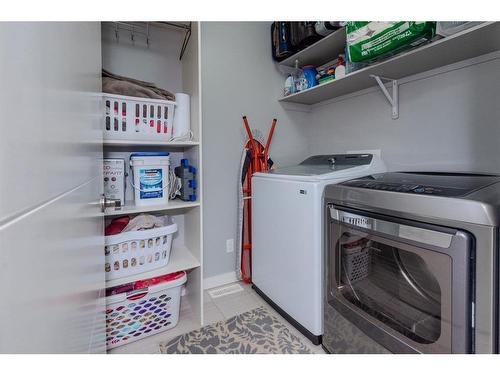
101,23,184,93
201,22,310,279
201,24,500,283
307,55,500,173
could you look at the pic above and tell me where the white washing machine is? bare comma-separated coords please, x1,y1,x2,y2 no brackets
252,154,386,344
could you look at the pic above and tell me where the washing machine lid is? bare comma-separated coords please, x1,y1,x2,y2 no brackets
265,154,374,179
325,172,500,226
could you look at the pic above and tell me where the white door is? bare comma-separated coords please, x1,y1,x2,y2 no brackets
0,22,105,353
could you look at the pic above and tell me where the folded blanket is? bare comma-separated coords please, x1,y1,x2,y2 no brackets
102,69,175,101
122,214,169,232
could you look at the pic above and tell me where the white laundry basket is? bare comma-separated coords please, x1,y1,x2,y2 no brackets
103,94,176,141
105,271,187,349
105,219,178,281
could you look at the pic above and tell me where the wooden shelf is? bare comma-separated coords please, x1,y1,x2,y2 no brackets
103,139,199,147
278,27,346,68
279,22,500,105
106,245,200,288
105,200,200,216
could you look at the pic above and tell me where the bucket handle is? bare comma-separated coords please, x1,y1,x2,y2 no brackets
128,165,169,192
128,177,169,192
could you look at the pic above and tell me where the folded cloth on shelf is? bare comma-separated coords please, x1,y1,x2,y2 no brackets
122,214,169,232
102,69,175,101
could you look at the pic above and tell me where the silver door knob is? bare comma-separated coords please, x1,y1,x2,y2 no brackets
100,194,121,213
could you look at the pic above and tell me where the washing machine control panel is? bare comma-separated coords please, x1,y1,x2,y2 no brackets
343,180,463,197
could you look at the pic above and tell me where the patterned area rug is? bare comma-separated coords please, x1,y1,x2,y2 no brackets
159,306,313,354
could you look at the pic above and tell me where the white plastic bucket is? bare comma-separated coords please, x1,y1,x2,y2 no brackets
130,152,170,206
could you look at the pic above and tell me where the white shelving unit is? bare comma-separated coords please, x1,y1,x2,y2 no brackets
101,21,204,343
105,200,200,216
104,140,199,147
279,22,500,107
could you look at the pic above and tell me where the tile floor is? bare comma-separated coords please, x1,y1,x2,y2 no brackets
109,281,325,354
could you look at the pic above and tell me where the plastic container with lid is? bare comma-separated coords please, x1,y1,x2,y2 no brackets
129,152,170,206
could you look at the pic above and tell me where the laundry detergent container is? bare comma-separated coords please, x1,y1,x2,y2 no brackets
105,218,177,281
105,271,187,349
129,152,170,206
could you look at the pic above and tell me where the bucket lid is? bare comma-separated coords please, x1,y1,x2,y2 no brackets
130,152,170,158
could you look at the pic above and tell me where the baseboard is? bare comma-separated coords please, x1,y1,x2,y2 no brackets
203,271,238,290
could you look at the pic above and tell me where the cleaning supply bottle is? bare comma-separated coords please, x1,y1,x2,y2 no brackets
315,22,342,36
302,65,318,88
284,74,295,96
292,59,307,93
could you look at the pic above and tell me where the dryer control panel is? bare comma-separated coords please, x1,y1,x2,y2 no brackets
342,172,500,197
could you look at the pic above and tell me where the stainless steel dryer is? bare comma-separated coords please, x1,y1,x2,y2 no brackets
323,172,500,354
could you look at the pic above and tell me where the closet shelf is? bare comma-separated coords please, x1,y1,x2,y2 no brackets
105,200,200,216
106,245,200,288
103,139,199,148
278,27,346,68
279,22,500,106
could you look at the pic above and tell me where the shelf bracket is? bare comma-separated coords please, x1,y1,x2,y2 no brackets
370,74,399,119
179,22,192,60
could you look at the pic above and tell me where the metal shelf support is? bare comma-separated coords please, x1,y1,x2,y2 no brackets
370,74,399,119
178,22,192,60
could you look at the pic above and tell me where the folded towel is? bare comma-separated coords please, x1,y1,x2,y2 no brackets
102,69,175,101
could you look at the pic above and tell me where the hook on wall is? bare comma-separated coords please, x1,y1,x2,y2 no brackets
109,22,150,48
107,22,190,53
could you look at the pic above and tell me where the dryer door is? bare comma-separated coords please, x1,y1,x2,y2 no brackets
326,206,474,354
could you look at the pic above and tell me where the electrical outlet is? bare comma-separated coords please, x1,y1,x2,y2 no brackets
226,239,234,253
